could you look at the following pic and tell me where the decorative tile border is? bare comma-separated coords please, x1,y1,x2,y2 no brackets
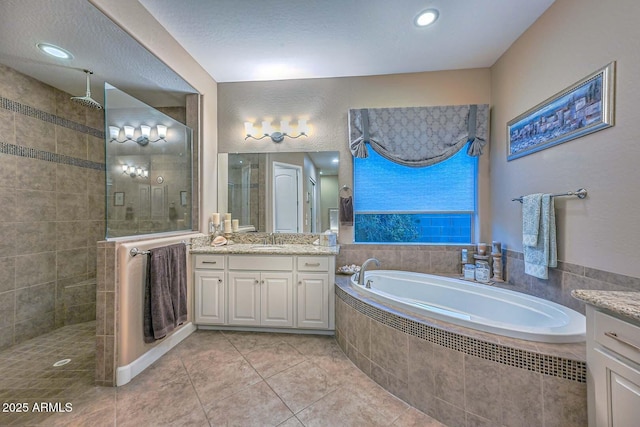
1,96,104,138
0,141,105,171
336,286,586,383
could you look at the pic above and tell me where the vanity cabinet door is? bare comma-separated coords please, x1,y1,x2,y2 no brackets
260,273,293,327
228,271,261,326
296,273,329,329
194,270,225,324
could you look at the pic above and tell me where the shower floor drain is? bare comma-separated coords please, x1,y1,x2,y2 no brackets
53,358,71,367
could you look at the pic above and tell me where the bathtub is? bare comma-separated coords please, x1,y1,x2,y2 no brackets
350,270,585,343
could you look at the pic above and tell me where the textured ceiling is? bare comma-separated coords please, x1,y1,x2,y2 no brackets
139,0,556,82
0,0,555,106
0,0,196,106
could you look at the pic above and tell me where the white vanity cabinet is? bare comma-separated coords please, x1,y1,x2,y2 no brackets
193,254,226,324
587,305,640,427
296,256,330,329
193,250,335,332
228,255,294,327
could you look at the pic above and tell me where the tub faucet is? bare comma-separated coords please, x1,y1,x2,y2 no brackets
358,258,381,286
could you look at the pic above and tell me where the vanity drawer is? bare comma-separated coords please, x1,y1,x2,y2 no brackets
228,255,293,271
297,256,329,272
194,254,225,270
594,310,640,362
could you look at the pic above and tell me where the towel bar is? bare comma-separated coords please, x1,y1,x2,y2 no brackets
130,241,192,257
512,188,587,203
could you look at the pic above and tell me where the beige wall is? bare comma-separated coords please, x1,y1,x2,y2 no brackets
490,0,640,277
90,0,219,233
218,69,492,242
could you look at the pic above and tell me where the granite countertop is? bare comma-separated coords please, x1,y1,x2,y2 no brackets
572,289,640,323
190,243,340,256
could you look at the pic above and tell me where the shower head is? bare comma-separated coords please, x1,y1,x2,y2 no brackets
71,70,103,110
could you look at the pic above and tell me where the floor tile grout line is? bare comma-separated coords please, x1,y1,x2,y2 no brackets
177,356,212,426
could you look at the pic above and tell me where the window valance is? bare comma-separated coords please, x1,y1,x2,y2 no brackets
348,104,489,167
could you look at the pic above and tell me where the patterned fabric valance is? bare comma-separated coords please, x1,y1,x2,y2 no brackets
348,104,489,167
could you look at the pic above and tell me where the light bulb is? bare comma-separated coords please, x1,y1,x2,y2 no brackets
280,120,291,134
298,119,309,135
123,126,135,139
244,122,255,137
261,120,273,135
109,126,120,140
140,125,151,139
156,125,167,139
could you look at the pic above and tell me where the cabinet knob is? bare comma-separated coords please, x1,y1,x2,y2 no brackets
255,280,259,284
218,279,222,283
261,280,265,284
298,281,302,285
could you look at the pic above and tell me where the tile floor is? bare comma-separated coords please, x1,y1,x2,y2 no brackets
0,325,447,426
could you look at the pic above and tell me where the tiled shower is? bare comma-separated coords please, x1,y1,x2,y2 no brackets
0,64,105,350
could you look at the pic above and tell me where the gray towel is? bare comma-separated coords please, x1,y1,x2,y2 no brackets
340,196,353,226
523,194,558,280
143,243,187,343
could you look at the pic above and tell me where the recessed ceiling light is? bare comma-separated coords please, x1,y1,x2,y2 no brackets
415,9,439,27
37,43,73,60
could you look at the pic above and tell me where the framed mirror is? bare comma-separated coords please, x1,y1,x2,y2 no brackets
218,151,339,233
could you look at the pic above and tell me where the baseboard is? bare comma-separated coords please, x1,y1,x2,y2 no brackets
116,322,196,386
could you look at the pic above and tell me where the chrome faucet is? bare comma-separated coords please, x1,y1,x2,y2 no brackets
358,258,381,286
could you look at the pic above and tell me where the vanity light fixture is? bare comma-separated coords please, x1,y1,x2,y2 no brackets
121,163,149,179
414,8,439,27
244,119,309,143
109,125,168,146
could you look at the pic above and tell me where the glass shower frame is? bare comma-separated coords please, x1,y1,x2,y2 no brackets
104,83,193,238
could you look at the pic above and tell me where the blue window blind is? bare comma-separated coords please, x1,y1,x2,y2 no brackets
354,148,477,243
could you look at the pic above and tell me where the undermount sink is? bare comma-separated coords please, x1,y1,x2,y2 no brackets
250,245,283,250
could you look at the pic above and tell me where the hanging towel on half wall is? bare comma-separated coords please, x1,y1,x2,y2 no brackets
340,196,353,226
523,194,557,280
143,243,188,343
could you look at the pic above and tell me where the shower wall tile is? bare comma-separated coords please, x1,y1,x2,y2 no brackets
0,152,17,188
55,89,86,125
0,187,17,220
57,163,88,193
57,248,88,280
88,135,105,163
15,252,56,288
0,257,16,293
56,193,88,220
87,220,106,247
15,282,56,322
88,192,106,221
56,221,88,250
0,64,105,349
16,190,56,222
15,114,56,152
0,325,13,350
0,108,16,144
15,314,55,345
15,156,57,191
0,222,16,258
15,221,56,256
0,291,15,329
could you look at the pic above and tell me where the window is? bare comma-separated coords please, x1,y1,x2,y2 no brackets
354,148,476,243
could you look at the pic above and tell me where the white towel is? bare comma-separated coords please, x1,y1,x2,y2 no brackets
523,194,557,280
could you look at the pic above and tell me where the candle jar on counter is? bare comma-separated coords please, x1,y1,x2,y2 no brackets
475,261,490,283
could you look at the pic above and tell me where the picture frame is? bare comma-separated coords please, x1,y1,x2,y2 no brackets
180,191,188,206
507,61,615,161
114,192,125,206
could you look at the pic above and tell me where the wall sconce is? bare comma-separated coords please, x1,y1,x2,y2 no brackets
244,119,309,143
121,163,149,179
109,124,168,146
